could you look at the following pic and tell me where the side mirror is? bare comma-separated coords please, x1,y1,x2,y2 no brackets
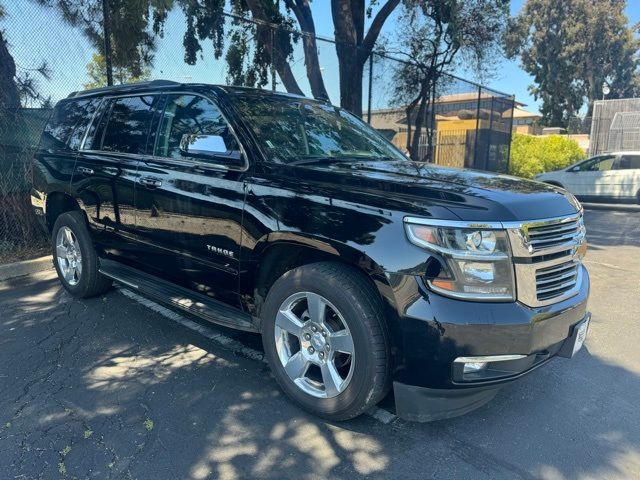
179,134,241,163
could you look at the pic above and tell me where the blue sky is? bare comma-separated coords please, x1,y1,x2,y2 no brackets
3,0,639,112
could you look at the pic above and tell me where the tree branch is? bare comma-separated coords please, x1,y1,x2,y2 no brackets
361,0,401,59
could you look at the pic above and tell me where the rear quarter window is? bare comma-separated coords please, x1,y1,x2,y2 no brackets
41,98,100,151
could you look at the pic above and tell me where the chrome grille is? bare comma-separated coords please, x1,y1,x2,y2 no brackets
535,260,580,302
526,216,582,252
506,212,586,307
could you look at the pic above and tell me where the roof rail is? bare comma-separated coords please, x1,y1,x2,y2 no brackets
67,79,181,99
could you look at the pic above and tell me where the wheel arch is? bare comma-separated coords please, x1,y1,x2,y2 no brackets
243,232,403,353
45,192,82,232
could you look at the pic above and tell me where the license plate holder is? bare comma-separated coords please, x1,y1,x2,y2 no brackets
558,314,591,358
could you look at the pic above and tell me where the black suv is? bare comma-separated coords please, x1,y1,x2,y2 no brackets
32,80,590,421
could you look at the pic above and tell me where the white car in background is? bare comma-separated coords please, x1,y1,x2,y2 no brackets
536,151,640,204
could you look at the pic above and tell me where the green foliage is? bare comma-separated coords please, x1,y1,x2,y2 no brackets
509,133,586,178
84,53,151,89
506,0,640,126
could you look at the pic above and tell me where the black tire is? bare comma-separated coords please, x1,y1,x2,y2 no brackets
261,262,390,421
636,190,640,205
51,211,112,298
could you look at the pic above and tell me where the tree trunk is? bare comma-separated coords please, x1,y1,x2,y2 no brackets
336,44,365,115
331,0,399,116
286,0,329,100
407,78,431,161
0,31,20,111
245,0,304,96
269,34,305,95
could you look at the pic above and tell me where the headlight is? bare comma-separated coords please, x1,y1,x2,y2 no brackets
404,219,515,301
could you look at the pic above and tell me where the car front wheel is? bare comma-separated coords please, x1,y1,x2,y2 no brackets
261,262,390,421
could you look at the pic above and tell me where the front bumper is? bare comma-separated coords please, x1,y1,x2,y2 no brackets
385,265,590,421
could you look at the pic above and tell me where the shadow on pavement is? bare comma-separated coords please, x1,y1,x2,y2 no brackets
1,269,639,479
3,208,640,480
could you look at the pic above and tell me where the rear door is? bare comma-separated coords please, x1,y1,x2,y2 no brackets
73,94,161,260
133,92,249,308
35,98,101,199
614,154,640,200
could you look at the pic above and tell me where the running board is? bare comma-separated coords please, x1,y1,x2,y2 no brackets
99,258,257,332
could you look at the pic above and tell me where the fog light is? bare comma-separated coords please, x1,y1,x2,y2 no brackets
463,362,488,374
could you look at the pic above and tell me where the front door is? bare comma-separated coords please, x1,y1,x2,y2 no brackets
73,94,161,260
565,154,617,198
134,93,248,308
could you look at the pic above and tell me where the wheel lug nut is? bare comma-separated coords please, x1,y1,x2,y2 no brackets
308,346,315,354
321,331,326,337
304,333,311,340
319,352,324,359
311,325,317,332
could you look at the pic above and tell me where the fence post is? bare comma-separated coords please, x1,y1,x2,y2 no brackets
367,53,373,123
505,95,515,173
472,86,482,168
271,28,277,91
102,0,113,86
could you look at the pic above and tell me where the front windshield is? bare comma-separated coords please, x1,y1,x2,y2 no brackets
231,94,408,164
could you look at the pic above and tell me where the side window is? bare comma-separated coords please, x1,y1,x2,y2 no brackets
592,156,616,171
154,94,240,161
574,155,615,172
618,155,640,170
68,98,101,150
101,96,156,154
41,99,93,151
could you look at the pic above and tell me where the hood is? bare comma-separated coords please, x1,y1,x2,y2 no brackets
291,160,580,222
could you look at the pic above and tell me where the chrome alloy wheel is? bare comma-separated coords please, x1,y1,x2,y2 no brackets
55,226,82,286
274,292,355,398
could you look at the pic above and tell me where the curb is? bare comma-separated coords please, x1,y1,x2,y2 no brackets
0,255,54,282
582,203,640,213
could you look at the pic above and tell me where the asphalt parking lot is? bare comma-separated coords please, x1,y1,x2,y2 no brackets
1,209,639,480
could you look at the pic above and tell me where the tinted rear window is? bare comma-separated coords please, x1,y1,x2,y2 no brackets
618,155,640,170
101,96,156,154
41,99,99,151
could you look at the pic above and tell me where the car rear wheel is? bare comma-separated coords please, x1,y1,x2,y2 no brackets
261,262,390,421
52,211,112,298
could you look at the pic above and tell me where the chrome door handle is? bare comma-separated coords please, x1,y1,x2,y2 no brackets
138,176,162,188
76,166,94,175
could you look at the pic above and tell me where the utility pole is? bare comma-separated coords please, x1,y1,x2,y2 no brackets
102,0,113,86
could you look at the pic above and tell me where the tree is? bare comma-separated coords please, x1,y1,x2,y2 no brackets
0,4,50,111
506,0,640,126
181,0,401,116
0,4,20,112
84,52,151,89
37,0,173,80
389,0,509,160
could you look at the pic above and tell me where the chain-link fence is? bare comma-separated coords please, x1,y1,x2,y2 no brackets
0,3,514,260
589,99,640,155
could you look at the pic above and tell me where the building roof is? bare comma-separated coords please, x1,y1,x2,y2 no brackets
501,106,541,119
